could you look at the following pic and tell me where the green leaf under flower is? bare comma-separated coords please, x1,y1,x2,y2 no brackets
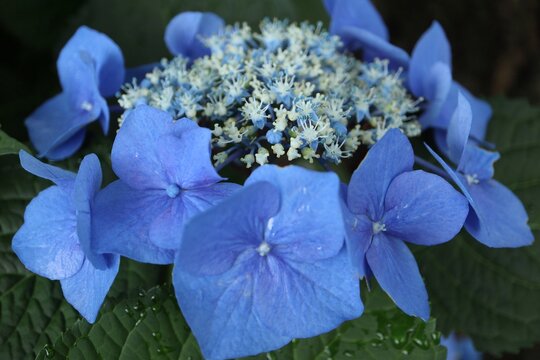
0,129,29,156
37,284,446,360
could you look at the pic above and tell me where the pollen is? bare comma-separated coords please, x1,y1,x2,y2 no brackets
256,241,271,256
372,222,387,234
465,173,480,185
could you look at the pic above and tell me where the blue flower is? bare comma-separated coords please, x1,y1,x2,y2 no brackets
25,26,125,160
12,151,119,323
426,93,534,248
92,105,240,264
324,0,409,68
164,11,224,60
343,129,468,319
441,333,482,360
173,165,362,359
409,22,492,146
409,21,453,128
433,83,492,154
265,129,283,144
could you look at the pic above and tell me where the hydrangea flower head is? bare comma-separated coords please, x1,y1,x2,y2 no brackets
119,19,422,168
25,26,125,160
12,151,119,323
343,129,469,319
427,93,534,247
92,105,240,264
173,165,362,359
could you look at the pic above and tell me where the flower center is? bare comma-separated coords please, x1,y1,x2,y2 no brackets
166,184,181,198
256,241,271,256
372,221,387,234
465,173,479,185
81,101,93,112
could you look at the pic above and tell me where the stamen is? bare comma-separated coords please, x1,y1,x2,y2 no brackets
372,222,387,234
256,241,271,256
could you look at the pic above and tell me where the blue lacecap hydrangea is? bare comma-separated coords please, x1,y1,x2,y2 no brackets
13,0,534,359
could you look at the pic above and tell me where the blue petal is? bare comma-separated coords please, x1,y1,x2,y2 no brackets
348,129,414,221
92,180,175,264
177,182,280,276
339,28,410,69
366,234,430,320
58,33,116,135
246,165,345,262
435,82,492,143
342,210,372,278
455,83,492,141
425,144,533,248
324,0,409,67
12,186,84,280
328,0,389,41
417,62,452,128
458,144,499,181
174,257,289,359
19,150,75,188
409,21,452,96
149,182,242,251
323,0,337,13
60,255,120,323
164,12,224,60
156,132,223,189
58,55,105,119
446,92,472,165
73,154,107,269
46,129,88,161
112,106,221,190
58,26,125,97
425,143,477,208
441,333,482,360
24,93,94,160
111,106,176,189
252,249,362,337
383,170,468,246
432,128,449,156
341,183,372,278
465,179,534,248
173,248,362,359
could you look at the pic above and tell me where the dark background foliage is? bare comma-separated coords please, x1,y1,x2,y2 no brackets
1,0,539,358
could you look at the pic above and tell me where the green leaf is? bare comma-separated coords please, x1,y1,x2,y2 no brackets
417,98,540,355
0,129,29,156
38,284,446,360
106,259,170,303
36,286,194,360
